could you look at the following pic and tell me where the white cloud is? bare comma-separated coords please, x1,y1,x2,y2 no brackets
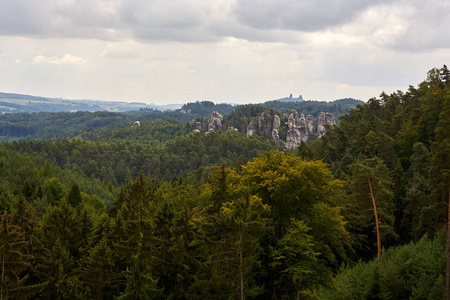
32,54,87,65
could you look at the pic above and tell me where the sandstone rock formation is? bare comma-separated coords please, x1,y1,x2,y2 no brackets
246,120,257,137
258,111,281,143
317,112,335,137
285,110,308,149
306,115,314,133
252,110,335,146
204,111,223,133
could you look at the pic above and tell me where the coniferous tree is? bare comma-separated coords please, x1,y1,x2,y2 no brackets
349,158,396,259
68,183,82,208
430,91,450,300
0,212,47,299
113,171,161,299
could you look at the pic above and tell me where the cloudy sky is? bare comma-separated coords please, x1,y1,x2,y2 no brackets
1,0,449,105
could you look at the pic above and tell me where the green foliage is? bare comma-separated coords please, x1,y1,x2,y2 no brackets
42,177,66,206
1,66,450,299
0,185,13,213
270,219,324,297
263,98,364,119
295,65,450,255
0,212,47,299
68,183,82,207
240,151,343,233
6,130,279,184
181,100,236,116
319,231,446,300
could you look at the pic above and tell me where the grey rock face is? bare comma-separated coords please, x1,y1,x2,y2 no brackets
258,111,281,143
205,111,223,133
306,115,314,133
246,120,257,137
317,112,335,137
247,110,336,147
285,110,308,149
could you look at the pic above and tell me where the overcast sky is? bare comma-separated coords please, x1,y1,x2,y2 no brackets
1,0,449,105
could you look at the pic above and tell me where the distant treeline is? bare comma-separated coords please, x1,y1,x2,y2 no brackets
0,98,363,140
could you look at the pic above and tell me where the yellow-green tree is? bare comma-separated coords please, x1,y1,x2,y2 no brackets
239,151,343,234
237,151,349,298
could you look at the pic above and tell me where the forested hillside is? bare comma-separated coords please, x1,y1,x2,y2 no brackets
0,98,362,141
0,66,448,299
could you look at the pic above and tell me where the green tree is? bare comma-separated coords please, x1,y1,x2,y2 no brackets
349,158,396,259
270,219,322,300
68,183,82,208
113,172,161,299
39,201,80,258
239,151,343,235
218,194,270,299
42,178,66,206
0,187,13,214
80,238,115,299
430,92,450,299
0,212,47,299
237,151,349,297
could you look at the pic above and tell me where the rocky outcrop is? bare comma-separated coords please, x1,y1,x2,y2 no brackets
204,111,223,133
132,121,140,128
246,120,257,137
252,110,335,146
285,110,308,149
306,115,314,133
317,112,335,137
258,111,281,144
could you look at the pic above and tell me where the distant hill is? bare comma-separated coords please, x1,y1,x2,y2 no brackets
0,92,50,101
0,92,181,113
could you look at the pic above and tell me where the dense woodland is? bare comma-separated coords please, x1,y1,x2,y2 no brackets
0,98,362,141
0,66,449,299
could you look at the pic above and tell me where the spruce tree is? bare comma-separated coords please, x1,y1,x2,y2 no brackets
0,212,47,299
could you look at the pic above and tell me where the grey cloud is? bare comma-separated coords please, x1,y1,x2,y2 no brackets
0,0,49,35
0,0,222,42
388,1,450,51
118,0,204,28
1,0,450,50
117,0,219,42
233,0,391,32
0,0,119,39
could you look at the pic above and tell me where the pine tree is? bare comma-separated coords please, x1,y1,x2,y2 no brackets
80,238,115,299
349,158,396,259
39,201,80,258
113,172,161,299
0,212,47,299
216,194,270,299
68,183,82,208
364,265,385,300
430,92,450,299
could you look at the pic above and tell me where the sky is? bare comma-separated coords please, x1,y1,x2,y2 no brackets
1,0,450,105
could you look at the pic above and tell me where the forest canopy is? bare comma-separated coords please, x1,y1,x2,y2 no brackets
0,66,449,299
